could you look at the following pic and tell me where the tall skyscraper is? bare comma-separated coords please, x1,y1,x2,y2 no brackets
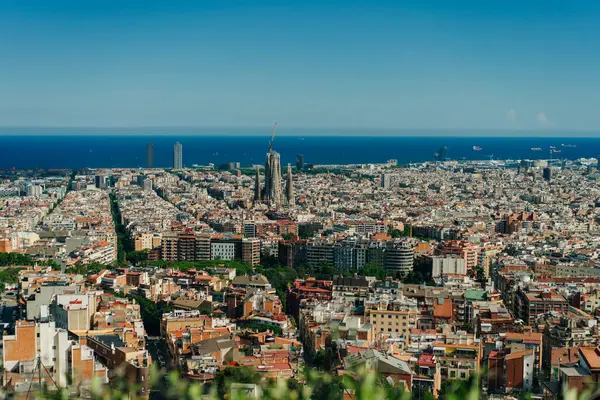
286,164,295,208
173,142,183,169
95,175,108,189
543,166,552,182
146,142,154,168
263,149,283,207
254,166,262,202
436,146,448,161
296,154,304,170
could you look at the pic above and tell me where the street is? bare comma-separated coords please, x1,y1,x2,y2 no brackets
146,336,172,371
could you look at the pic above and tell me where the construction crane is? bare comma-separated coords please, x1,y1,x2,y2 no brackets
268,122,278,151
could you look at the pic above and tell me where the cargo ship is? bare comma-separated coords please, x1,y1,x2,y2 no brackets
561,144,576,148
531,147,542,151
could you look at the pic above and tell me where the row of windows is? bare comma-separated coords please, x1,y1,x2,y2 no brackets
373,321,408,327
370,314,409,320
441,369,469,380
380,328,404,332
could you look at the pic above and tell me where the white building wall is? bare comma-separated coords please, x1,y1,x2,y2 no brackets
211,243,236,260
432,256,467,278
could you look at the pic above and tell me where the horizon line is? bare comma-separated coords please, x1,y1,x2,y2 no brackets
1,126,600,137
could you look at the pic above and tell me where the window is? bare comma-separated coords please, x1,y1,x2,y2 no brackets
52,345,56,350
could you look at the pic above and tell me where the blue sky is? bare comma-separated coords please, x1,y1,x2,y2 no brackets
1,0,600,131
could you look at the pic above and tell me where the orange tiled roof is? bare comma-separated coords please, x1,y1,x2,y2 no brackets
433,298,453,319
579,347,600,370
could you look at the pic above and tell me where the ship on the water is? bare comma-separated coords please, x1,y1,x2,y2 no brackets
561,144,576,148
473,146,482,151
531,147,542,151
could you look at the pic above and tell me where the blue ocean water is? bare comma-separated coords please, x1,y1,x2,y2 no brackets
1,135,600,169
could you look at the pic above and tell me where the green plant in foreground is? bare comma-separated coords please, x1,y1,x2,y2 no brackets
17,365,600,400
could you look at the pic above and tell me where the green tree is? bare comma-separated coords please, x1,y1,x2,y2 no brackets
0,253,36,266
126,250,149,266
66,262,109,276
109,193,133,264
308,373,344,400
358,262,387,279
0,267,24,291
438,378,476,400
473,266,487,288
311,349,327,371
388,229,405,238
214,367,261,399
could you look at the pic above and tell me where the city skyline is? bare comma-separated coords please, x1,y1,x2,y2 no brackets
2,1,600,131
4,1,600,398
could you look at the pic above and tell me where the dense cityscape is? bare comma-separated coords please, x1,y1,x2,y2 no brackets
1,136,600,399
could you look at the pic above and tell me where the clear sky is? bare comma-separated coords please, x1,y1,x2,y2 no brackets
1,0,600,131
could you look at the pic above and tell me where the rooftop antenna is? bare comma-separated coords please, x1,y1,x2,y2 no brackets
268,122,278,151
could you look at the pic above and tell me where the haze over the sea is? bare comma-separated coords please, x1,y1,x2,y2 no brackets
0,127,599,137
1,135,599,169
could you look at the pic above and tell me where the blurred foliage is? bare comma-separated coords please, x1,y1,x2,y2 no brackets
16,360,600,400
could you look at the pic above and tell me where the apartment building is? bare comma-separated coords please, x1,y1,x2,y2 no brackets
435,240,478,271
241,237,261,266
211,240,237,261
85,333,149,395
365,302,418,344
3,321,108,394
134,232,161,251
433,342,481,395
431,255,467,278
514,288,569,325
487,348,535,393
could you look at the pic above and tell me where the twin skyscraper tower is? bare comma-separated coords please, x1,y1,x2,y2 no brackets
147,141,182,169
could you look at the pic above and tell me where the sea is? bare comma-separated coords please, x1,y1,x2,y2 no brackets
1,133,600,169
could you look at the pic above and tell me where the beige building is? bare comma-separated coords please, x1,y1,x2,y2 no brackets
433,342,481,396
242,238,261,266
365,304,417,344
160,310,213,337
134,232,162,251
